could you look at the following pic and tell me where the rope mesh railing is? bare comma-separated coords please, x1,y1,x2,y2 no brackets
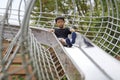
30,0,120,58
0,0,120,80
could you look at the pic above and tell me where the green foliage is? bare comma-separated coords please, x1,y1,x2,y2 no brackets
12,76,24,80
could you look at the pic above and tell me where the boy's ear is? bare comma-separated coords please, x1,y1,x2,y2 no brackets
55,24,57,26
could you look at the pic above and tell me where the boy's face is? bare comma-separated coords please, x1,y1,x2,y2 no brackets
56,19,65,28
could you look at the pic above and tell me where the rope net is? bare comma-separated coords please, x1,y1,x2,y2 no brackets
0,0,120,80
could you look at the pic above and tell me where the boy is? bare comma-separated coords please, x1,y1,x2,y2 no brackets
49,16,76,47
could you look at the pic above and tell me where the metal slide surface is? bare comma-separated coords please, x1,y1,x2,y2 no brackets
64,45,120,80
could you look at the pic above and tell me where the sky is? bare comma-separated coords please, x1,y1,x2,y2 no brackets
0,0,25,25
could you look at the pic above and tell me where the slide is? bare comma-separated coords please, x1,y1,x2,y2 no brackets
63,33,120,80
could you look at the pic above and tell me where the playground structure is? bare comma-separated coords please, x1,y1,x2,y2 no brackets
0,0,120,80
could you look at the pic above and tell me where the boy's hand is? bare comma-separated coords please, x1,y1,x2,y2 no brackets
48,29,55,32
70,28,75,32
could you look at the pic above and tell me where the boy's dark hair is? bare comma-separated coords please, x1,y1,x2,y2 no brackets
55,16,65,23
